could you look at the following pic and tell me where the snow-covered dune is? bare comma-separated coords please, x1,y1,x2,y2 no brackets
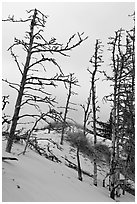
2,132,135,202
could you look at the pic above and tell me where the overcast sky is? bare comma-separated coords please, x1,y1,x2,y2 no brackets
2,1,135,126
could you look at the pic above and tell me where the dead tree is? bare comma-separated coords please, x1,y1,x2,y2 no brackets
103,21,135,199
104,31,121,200
88,39,103,187
3,9,87,153
121,18,135,193
60,73,78,145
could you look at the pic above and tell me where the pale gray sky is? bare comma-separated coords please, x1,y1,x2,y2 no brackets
2,1,135,126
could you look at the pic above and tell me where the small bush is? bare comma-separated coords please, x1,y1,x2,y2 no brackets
66,131,111,163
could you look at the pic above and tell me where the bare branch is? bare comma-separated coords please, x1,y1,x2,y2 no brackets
2,95,9,111
2,79,20,92
9,48,23,75
2,15,31,23
31,32,88,55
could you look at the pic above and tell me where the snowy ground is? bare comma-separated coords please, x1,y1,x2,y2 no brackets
2,131,135,202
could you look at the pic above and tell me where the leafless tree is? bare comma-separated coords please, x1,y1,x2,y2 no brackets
88,39,104,186
3,8,88,153
60,73,78,145
103,16,135,198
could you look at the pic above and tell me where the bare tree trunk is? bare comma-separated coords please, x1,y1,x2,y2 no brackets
109,85,117,200
60,74,73,145
115,54,123,198
77,147,82,181
91,40,98,187
83,114,87,137
109,34,118,200
92,85,97,186
88,39,103,187
82,83,92,137
6,9,37,153
23,131,30,155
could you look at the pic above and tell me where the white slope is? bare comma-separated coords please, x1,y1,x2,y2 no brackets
2,131,135,202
